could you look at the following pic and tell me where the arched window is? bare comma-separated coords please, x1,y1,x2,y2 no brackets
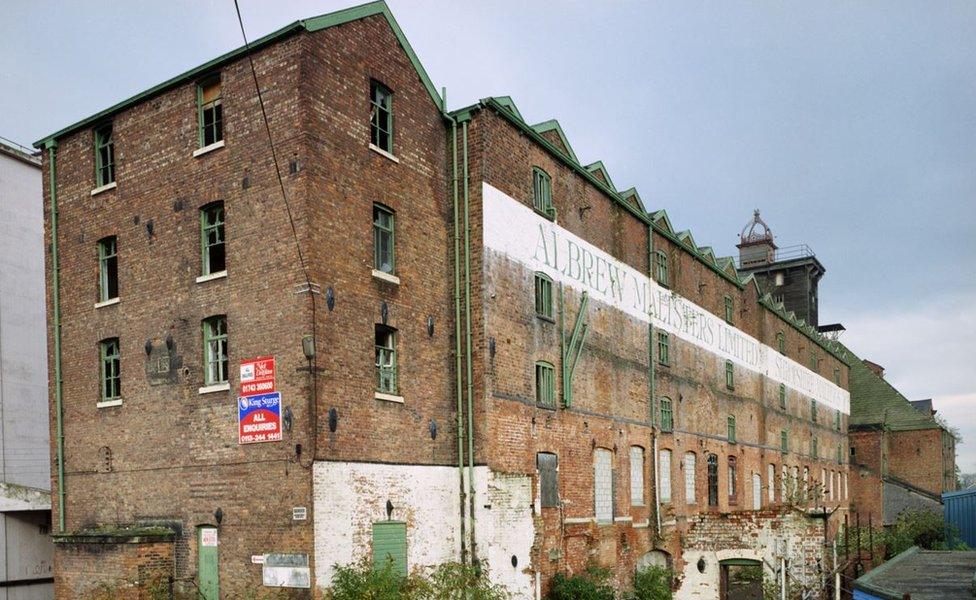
659,449,672,503
659,397,673,432
707,454,719,507
727,415,736,443
728,456,738,504
767,464,776,503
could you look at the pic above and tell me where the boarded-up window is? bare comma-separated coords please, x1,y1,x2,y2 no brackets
594,448,613,524
372,521,407,575
767,464,775,503
752,473,762,510
659,449,672,503
537,452,558,508
630,447,644,506
684,452,697,504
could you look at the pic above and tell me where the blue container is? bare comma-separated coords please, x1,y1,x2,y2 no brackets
943,488,976,548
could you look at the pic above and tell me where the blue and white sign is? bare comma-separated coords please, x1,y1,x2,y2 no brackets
238,392,282,444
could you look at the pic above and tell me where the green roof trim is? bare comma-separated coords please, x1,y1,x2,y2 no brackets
618,187,647,212
492,96,524,121
35,0,442,148
584,161,616,192
651,210,675,235
530,119,580,164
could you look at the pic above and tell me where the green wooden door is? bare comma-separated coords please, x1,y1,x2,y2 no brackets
372,521,407,575
198,527,219,600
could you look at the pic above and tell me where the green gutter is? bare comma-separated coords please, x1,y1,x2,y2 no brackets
648,222,659,536
46,141,66,532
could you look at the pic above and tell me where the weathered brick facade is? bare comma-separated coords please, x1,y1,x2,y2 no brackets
39,3,852,598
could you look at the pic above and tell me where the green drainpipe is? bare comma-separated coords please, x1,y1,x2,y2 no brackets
447,93,468,563
648,221,659,536
461,118,476,563
46,140,66,533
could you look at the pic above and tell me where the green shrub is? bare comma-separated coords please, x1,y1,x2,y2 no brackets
424,562,511,600
630,565,673,600
546,567,615,600
325,560,426,600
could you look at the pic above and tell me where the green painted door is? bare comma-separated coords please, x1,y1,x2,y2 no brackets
372,521,407,575
198,527,219,600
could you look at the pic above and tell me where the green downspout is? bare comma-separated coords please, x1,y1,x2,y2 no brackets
648,222,659,536
447,95,468,563
462,119,477,562
47,140,66,533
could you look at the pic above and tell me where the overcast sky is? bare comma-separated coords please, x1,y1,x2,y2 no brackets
2,1,973,471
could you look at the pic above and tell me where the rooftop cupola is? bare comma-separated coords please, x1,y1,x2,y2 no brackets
736,209,777,267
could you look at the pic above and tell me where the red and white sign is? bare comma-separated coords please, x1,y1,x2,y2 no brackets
240,356,275,397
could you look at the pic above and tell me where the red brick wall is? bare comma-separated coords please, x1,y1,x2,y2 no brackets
55,538,173,600
888,428,948,496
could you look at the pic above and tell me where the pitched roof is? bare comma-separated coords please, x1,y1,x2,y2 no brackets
839,343,942,431
35,1,441,148
854,547,976,600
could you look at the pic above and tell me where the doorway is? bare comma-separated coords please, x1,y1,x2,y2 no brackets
197,526,219,600
719,559,763,600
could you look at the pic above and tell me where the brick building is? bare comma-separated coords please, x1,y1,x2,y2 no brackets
36,2,852,598
841,351,956,527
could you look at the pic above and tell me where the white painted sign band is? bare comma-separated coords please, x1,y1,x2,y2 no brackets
482,182,850,414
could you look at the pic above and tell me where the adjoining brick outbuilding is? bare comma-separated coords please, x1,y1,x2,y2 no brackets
36,2,853,598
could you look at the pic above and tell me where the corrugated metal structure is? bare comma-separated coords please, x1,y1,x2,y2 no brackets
853,546,976,600
943,488,976,548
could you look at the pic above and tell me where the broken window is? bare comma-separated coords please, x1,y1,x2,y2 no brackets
375,325,397,394
781,429,789,454
373,204,395,275
811,399,818,423
776,331,785,354
779,384,787,409
707,454,719,507
202,315,228,385
99,337,121,401
370,80,393,153
724,295,734,324
728,456,737,503
537,452,559,508
655,250,668,287
94,123,115,187
725,360,734,390
97,236,118,302
198,76,223,147
200,202,226,275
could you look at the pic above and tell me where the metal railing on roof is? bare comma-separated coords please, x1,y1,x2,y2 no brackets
735,243,816,268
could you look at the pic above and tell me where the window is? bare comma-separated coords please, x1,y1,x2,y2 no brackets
659,397,673,432
727,415,736,443
728,456,737,503
659,449,672,503
724,295,734,324
375,325,397,394
811,399,818,423
198,76,223,147
778,384,786,409
836,445,842,464
684,452,696,504
593,448,613,524
370,80,393,153
373,204,395,275
200,202,226,276
534,272,553,319
94,123,115,187
811,438,819,459
657,332,670,366
810,354,820,373
97,236,118,302
725,360,734,390
780,465,787,500
780,429,789,454
802,467,810,500
99,338,121,401
630,446,645,506
532,167,554,218
767,464,775,503
203,316,228,385
834,368,841,386
536,362,555,408
834,410,840,431
707,454,719,507
537,452,559,508
655,250,668,286
776,331,785,355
